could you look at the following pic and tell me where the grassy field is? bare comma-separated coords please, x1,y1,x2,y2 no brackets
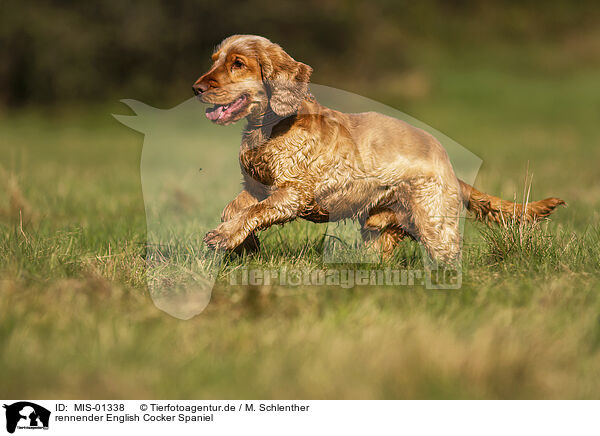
1,47,600,399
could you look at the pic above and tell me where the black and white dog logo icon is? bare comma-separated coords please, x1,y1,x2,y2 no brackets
3,402,50,433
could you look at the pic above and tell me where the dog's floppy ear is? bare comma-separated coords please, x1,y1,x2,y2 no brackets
258,43,313,117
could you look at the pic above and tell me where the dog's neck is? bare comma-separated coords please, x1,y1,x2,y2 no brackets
243,96,318,149
246,106,283,130
243,107,294,148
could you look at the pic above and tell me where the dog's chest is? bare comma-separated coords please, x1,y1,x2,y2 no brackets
239,135,312,187
239,145,275,186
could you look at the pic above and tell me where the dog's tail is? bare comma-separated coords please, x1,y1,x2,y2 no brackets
458,179,565,224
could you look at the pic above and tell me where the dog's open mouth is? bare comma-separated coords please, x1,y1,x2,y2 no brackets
205,95,248,122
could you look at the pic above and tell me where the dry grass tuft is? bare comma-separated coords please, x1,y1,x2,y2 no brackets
0,167,35,223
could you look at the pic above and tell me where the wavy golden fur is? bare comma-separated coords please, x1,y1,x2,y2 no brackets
192,35,564,263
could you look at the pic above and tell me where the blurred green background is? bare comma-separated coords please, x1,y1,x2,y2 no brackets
2,0,599,108
1,1,600,399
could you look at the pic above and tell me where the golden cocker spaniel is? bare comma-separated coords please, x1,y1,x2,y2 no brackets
193,35,564,263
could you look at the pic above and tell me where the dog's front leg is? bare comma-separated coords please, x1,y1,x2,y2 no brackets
221,189,260,253
221,189,259,222
204,187,303,251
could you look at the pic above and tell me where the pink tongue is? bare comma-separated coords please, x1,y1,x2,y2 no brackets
205,105,223,121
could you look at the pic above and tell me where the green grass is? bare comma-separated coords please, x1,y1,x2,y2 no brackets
1,53,600,399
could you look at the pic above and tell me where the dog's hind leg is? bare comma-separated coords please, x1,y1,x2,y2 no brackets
360,207,409,257
409,178,462,264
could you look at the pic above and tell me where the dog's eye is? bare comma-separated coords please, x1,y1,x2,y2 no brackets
231,59,245,70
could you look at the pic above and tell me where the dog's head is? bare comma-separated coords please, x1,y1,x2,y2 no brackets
193,35,313,125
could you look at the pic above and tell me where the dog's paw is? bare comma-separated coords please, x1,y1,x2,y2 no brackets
204,229,231,250
204,221,246,251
